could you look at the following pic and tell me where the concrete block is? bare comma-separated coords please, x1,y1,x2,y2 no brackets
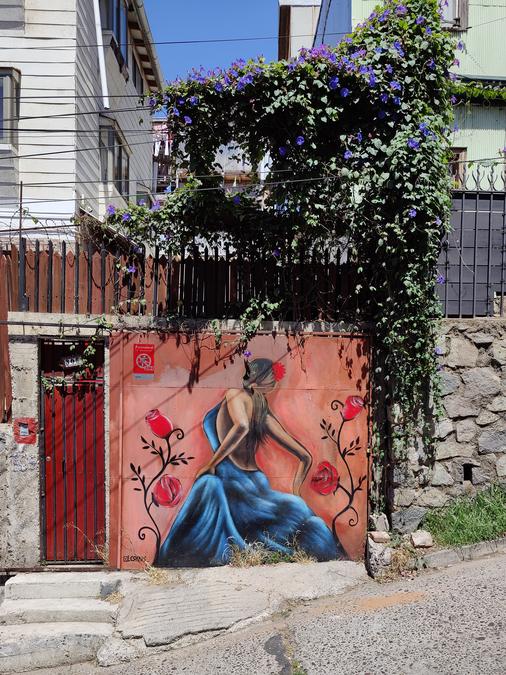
0,598,117,625
0,622,112,673
5,572,111,600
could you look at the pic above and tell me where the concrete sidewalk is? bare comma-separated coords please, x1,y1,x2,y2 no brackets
116,561,366,651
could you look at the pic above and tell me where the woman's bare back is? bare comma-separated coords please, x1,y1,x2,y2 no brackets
215,389,259,471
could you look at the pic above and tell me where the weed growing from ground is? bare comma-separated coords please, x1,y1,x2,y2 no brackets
424,484,506,547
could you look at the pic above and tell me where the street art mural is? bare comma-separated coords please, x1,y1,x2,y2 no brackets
109,333,370,569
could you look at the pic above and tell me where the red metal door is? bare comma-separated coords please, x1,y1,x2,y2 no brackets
41,341,105,563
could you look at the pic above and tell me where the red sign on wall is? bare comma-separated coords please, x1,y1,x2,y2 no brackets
133,344,155,379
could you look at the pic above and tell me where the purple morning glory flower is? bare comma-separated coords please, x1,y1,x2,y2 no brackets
340,87,350,97
396,5,407,15
344,149,353,160
369,73,377,87
425,27,432,35
232,195,240,205
390,80,401,90
243,350,252,358
457,40,464,51
357,131,363,142
189,96,199,105
184,116,192,125
279,146,287,157
273,248,281,258
164,185,172,193
329,76,340,90
380,93,389,104
151,200,161,212
415,15,425,24
436,273,445,284
449,72,457,81
436,364,443,372
375,47,383,54
122,213,131,222
177,98,185,105
172,106,180,117
453,123,459,132
139,199,146,206
126,265,136,274
393,41,404,57
450,95,457,104
386,64,393,74
378,110,386,119
419,122,430,136
408,208,417,218
106,204,116,216
453,58,460,67
407,138,420,149
296,135,305,146
393,96,401,105
434,346,444,355
435,217,442,226
214,82,224,92
148,97,156,107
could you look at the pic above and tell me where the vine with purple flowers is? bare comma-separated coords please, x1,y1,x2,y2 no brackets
104,0,455,453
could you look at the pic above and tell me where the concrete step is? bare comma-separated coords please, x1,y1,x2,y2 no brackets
5,571,121,600
0,597,118,625
0,622,113,673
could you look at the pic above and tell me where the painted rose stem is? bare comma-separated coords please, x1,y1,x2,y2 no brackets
318,396,367,539
130,410,193,563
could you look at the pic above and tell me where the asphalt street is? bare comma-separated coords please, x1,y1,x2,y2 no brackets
39,552,506,675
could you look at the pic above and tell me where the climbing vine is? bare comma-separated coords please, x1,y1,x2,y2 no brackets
104,0,456,448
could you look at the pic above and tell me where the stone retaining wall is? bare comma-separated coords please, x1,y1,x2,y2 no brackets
392,319,506,533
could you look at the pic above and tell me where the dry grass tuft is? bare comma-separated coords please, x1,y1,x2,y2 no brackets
104,590,124,604
227,540,317,568
377,544,416,583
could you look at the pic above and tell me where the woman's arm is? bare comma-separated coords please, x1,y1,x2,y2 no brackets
265,414,313,496
195,389,250,479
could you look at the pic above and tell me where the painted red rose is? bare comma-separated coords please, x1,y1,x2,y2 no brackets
152,475,182,507
311,461,339,495
145,409,174,438
341,396,365,421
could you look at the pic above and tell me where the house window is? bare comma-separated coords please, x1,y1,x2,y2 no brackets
0,68,20,146
132,58,144,97
100,125,130,197
441,0,468,30
101,0,128,66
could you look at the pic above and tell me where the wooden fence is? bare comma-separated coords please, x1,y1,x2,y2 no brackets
0,238,356,421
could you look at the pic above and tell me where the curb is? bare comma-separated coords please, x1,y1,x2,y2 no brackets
418,536,506,569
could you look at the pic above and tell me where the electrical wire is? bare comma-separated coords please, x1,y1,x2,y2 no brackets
0,30,349,50
1,105,151,124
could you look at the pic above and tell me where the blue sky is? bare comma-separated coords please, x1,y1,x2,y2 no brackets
144,0,279,83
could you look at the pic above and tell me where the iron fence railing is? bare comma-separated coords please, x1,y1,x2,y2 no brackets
438,183,506,318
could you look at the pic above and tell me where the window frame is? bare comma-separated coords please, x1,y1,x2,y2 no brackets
0,68,20,146
99,123,130,197
132,57,144,97
101,0,129,69
441,0,469,31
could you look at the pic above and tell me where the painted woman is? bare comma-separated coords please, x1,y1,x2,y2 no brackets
157,358,345,566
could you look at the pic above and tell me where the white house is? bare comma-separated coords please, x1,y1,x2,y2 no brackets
0,0,163,237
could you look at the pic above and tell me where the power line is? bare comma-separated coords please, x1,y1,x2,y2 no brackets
0,30,349,51
2,105,151,124
0,174,341,209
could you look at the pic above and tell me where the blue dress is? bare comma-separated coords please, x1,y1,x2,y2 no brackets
157,402,344,567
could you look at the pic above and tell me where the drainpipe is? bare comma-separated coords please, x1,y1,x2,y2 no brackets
92,0,110,109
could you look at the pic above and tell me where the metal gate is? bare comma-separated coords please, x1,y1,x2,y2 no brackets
40,340,105,563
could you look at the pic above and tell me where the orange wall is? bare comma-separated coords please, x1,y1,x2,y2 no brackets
109,332,371,569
